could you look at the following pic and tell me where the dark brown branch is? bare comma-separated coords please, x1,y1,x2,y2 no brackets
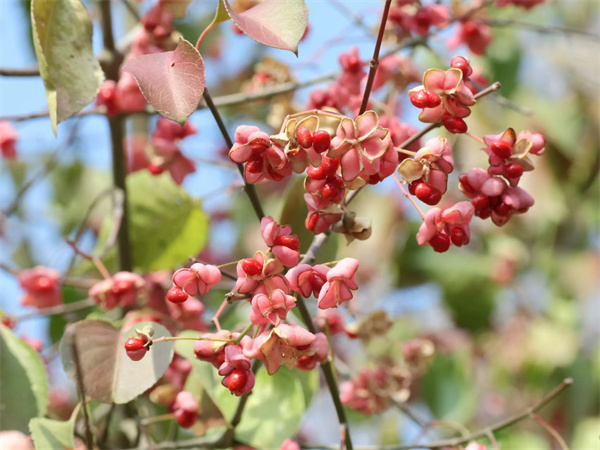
99,0,131,272
202,88,265,221
359,0,393,115
0,66,41,76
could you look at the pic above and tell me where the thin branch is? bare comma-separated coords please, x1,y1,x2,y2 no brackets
71,339,94,450
295,235,353,450
202,88,265,221
3,118,81,216
16,298,96,322
329,0,373,35
531,413,570,450
359,0,393,115
120,0,141,21
303,378,573,450
0,74,336,122
486,18,600,38
0,66,41,76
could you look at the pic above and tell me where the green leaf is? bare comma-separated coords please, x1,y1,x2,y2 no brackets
176,332,316,443
0,324,48,431
29,404,80,450
212,0,230,25
420,352,477,422
216,366,315,448
60,320,174,404
31,0,103,134
99,172,209,272
129,172,208,271
51,162,111,235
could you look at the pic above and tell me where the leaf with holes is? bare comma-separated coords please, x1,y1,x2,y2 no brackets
60,320,174,404
223,0,308,55
124,38,205,125
31,0,104,134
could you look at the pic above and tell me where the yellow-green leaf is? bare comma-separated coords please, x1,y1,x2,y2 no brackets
31,0,103,134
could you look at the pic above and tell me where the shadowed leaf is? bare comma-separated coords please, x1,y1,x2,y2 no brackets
31,0,103,134
60,320,174,404
124,38,205,125
223,0,308,55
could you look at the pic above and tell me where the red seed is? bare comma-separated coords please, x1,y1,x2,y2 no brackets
249,139,268,154
227,369,248,393
459,174,475,193
307,165,326,180
147,164,164,175
296,126,313,149
442,115,468,134
415,182,442,205
505,163,523,178
167,286,189,304
490,140,513,159
425,91,441,108
241,258,263,277
472,194,489,211
306,212,319,232
409,90,429,109
312,130,331,153
430,231,451,253
450,227,468,247
274,234,300,251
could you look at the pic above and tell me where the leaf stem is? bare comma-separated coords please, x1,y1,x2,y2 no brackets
393,173,425,220
151,336,236,344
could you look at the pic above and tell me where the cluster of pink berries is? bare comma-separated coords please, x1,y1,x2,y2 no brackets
459,128,545,226
124,216,360,406
409,56,477,134
125,117,197,185
389,0,546,57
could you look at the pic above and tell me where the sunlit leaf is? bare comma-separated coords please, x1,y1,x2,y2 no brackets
127,172,209,271
223,0,308,55
124,38,205,125
0,324,48,431
215,366,316,448
60,320,174,404
31,0,103,134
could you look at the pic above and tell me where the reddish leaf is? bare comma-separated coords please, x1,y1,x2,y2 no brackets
224,0,308,55
123,38,205,125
